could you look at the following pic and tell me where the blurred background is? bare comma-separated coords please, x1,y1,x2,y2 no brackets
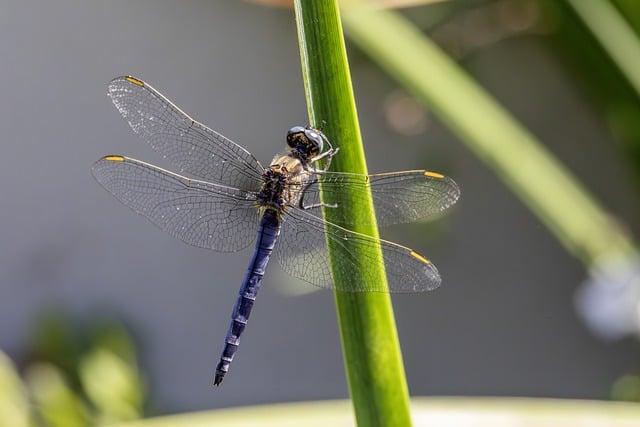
2,0,640,424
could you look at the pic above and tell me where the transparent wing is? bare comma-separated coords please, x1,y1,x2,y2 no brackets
276,208,441,293
297,170,460,227
92,155,260,252
107,76,264,191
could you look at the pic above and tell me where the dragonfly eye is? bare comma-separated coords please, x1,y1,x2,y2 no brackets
286,126,306,148
304,129,323,156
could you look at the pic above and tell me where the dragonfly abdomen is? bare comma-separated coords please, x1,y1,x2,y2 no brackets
214,209,281,386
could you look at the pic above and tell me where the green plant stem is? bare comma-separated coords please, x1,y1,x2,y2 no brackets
341,5,636,267
293,1,412,426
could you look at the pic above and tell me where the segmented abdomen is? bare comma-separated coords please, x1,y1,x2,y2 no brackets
214,209,280,386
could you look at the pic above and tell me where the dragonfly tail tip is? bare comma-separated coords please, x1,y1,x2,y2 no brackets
213,372,225,387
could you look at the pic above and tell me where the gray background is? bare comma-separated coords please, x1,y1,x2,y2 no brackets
0,0,637,413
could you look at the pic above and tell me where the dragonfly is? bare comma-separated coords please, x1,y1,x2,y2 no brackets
92,76,460,386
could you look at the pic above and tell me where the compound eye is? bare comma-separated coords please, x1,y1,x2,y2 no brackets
304,129,323,154
286,126,306,147
287,126,306,136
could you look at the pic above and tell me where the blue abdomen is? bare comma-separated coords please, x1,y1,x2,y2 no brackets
214,209,280,386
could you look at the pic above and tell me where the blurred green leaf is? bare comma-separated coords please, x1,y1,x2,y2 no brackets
542,0,640,187
612,374,640,402
0,351,32,427
30,310,82,383
612,0,640,33
79,349,144,424
567,0,640,97
341,2,637,266
23,312,148,425
87,319,138,366
25,363,90,427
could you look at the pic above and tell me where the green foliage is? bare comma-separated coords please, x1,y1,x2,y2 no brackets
1,311,146,427
26,363,91,427
31,311,84,386
341,3,637,266
549,0,640,187
79,349,145,424
0,352,32,427
567,0,640,96
612,374,640,402
293,1,412,425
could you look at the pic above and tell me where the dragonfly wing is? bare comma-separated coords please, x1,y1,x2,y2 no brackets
298,170,460,227
92,155,260,252
107,76,264,191
276,208,441,293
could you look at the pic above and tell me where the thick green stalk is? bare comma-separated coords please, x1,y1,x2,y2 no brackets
293,1,412,426
342,6,636,266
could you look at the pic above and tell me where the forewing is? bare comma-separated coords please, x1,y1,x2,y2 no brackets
298,170,459,227
92,155,259,252
276,209,441,293
107,76,264,191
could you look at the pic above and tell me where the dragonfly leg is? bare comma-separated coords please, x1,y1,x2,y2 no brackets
301,201,338,210
298,179,338,210
309,147,340,172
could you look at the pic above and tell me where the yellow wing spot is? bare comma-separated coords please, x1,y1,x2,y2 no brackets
125,76,144,87
410,250,431,264
424,171,445,179
104,155,125,162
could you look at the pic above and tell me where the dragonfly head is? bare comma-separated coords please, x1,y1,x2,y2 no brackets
286,126,323,161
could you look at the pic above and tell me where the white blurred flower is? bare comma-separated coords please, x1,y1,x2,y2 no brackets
575,254,640,340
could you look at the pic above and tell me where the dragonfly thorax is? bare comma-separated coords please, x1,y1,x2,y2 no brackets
257,154,308,212
257,169,286,209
